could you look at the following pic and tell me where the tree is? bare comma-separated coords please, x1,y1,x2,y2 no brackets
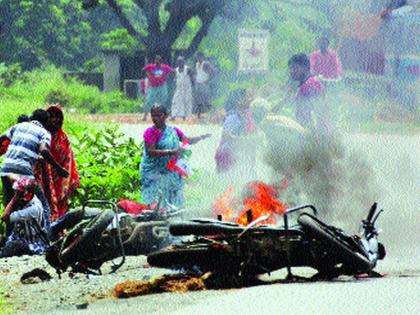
0,0,122,70
82,0,250,61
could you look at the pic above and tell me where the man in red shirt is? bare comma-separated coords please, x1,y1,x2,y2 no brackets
310,37,343,80
142,55,173,121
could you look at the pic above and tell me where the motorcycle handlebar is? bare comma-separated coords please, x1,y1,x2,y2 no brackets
284,204,318,217
366,203,377,224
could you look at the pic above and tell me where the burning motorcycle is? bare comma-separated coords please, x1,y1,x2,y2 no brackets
46,199,184,275
147,203,385,282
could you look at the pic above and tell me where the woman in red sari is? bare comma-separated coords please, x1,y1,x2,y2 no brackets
35,105,79,221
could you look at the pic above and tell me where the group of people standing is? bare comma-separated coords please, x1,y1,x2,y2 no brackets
138,37,344,215
142,53,216,121
288,36,343,133
0,107,79,257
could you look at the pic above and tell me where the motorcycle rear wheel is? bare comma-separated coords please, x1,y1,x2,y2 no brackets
298,214,372,274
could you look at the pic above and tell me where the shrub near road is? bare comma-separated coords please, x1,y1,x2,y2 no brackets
0,66,143,234
70,126,143,207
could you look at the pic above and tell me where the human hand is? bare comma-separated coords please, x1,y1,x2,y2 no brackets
174,147,185,158
1,211,10,222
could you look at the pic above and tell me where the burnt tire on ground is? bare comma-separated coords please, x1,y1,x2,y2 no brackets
60,209,115,264
298,213,372,274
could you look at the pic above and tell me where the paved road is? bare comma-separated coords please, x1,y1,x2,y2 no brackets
121,123,420,314
23,124,419,315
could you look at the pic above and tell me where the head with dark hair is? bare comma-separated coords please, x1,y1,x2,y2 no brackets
196,52,205,62
30,109,49,127
154,55,162,65
150,104,168,129
288,53,311,82
176,56,185,68
224,89,248,112
46,105,64,132
17,114,31,124
387,0,407,10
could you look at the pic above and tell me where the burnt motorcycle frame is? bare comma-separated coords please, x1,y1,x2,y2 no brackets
148,203,384,280
46,199,182,275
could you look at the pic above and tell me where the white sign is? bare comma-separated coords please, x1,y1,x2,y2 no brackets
238,29,270,73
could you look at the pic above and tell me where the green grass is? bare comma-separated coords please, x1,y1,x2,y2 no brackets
0,66,141,115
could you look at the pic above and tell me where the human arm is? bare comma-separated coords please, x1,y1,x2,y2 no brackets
145,142,182,157
142,64,153,72
162,64,174,73
0,134,10,144
334,51,343,79
0,136,11,155
309,52,317,76
1,194,18,222
187,134,211,145
203,62,216,80
143,127,182,158
8,197,43,223
39,143,69,178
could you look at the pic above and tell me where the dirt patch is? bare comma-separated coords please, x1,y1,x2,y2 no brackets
113,273,209,298
74,111,225,125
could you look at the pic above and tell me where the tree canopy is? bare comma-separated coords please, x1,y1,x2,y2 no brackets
81,0,254,60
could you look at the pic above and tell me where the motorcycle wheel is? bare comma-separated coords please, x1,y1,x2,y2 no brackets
60,209,115,264
147,244,223,272
298,214,372,274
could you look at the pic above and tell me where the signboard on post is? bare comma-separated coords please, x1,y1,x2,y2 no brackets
238,29,270,73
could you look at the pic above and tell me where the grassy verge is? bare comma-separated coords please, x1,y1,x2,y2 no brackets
0,66,140,115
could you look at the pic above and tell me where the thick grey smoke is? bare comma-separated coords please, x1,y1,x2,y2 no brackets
260,117,380,223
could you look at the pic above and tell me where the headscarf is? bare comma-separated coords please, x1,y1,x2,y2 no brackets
34,105,80,221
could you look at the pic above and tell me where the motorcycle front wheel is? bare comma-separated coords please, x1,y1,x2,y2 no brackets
298,214,372,274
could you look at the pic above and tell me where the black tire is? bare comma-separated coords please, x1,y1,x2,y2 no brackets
147,244,225,272
298,213,372,273
60,209,115,264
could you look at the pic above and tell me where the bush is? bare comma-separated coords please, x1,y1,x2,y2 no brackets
0,63,25,87
69,125,143,207
45,89,71,107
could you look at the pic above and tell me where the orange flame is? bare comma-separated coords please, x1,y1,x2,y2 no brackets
212,186,237,221
212,181,288,226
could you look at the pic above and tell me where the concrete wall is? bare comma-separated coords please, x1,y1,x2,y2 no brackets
103,53,120,92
